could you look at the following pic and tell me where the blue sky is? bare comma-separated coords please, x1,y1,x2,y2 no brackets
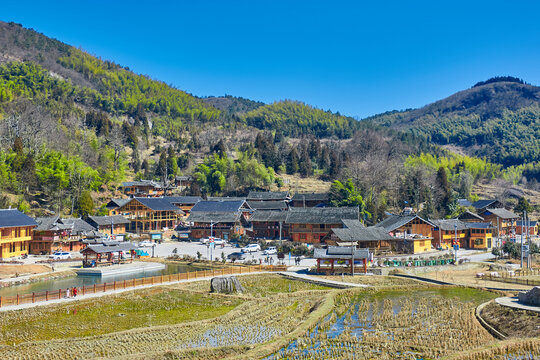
3,1,540,117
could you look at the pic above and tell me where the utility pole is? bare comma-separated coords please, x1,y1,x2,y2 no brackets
279,221,282,248
521,212,525,269
351,242,355,276
454,223,458,263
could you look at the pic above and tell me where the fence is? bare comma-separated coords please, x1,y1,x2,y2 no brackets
0,264,286,309
480,268,540,286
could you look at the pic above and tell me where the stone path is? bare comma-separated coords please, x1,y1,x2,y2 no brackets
279,271,370,288
495,296,540,313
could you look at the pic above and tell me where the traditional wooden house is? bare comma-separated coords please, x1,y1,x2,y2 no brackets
480,208,518,236
515,220,538,236
105,198,131,216
430,219,469,250
458,210,485,223
115,197,185,233
246,201,288,211
247,191,290,202
191,199,253,219
465,222,493,250
285,207,359,244
374,215,435,253
58,218,96,239
291,193,328,208
86,215,130,236
0,209,37,259
31,215,86,254
121,180,165,197
248,210,289,239
164,196,202,216
322,219,396,253
187,211,249,240
174,176,194,192
471,199,503,213
314,246,371,274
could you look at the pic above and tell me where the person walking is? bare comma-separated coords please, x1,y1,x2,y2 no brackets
66,288,70,298
72,287,77,297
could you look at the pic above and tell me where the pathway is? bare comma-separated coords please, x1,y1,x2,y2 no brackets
495,296,540,313
278,271,370,288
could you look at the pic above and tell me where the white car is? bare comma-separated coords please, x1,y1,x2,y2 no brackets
241,244,261,253
138,240,154,247
263,246,277,255
49,251,72,260
212,238,226,246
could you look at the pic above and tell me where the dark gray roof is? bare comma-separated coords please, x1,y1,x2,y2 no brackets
59,218,96,234
483,208,519,219
106,198,131,209
250,210,288,222
465,222,493,229
430,219,468,231
206,196,247,202
164,196,202,205
374,215,434,232
87,215,130,226
191,200,248,213
0,209,38,228
458,210,484,221
247,191,289,201
472,199,499,209
34,215,60,231
341,219,365,230
122,180,162,188
81,243,136,254
246,201,288,211
285,207,358,224
331,225,396,242
516,220,538,227
457,199,473,207
175,175,193,181
314,246,370,259
134,197,184,212
187,211,242,223
291,193,328,201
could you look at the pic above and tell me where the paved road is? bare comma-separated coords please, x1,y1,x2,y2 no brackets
495,296,540,313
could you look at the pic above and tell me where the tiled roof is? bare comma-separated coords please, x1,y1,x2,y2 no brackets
458,210,484,221
374,215,434,232
291,193,328,201
0,209,38,228
472,199,499,209
483,208,519,219
430,219,468,231
58,218,96,234
250,210,288,222
106,198,131,209
246,201,288,211
314,246,370,259
134,197,184,212
164,196,202,205
191,200,248,213
206,196,247,202
121,180,162,188
82,243,136,254
516,220,538,227
457,199,472,207
187,211,242,223
465,222,493,229
285,207,358,224
331,225,396,242
247,191,289,201
34,215,61,231
88,215,130,226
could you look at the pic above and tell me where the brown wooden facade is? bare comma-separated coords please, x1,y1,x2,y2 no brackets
115,198,183,233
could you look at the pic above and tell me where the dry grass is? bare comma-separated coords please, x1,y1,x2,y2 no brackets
275,174,332,193
480,302,540,338
0,265,51,279
320,274,424,288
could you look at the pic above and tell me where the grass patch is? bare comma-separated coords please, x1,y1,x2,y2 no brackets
178,274,332,296
321,274,423,288
0,286,242,345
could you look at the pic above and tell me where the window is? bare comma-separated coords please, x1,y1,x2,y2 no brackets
474,238,483,246
419,240,425,247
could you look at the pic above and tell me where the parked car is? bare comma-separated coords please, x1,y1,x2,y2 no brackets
227,252,247,261
213,238,226,246
263,246,277,255
241,244,261,253
49,251,72,260
138,240,154,247
200,238,210,244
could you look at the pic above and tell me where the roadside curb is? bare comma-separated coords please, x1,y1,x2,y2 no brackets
475,300,507,340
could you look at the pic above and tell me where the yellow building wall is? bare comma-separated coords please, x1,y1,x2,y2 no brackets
0,226,33,258
413,239,431,253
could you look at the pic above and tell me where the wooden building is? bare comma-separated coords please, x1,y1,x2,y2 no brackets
471,199,503,213
0,209,37,259
465,222,493,250
247,191,290,202
164,196,202,216
31,215,86,255
121,180,165,197
458,210,484,223
248,210,289,239
374,215,435,253
174,176,194,193
191,199,253,220
80,242,136,267
285,207,359,244
322,219,397,254
430,219,469,250
187,211,249,240
105,198,130,216
314,246,371,274
480,208,518,236
86,215,130,236
515,220,538,236
291,193,328,208
246,201,288,212
115,197,185,233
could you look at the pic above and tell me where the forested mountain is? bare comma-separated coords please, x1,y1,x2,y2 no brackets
368,78,540,171
202,95,264,114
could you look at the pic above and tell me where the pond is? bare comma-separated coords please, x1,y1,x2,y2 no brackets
0,262,208,297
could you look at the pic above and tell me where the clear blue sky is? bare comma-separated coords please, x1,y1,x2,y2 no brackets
3,1,540,118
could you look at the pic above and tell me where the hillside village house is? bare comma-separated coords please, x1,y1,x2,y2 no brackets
430,219,469,250
471,199,503,213
374,214,434,253
480,208,518,236
322,219,397,254
105,198,131,216
115,197,185,233
164,196,202,216
246,201,288,211
174,176,194,193
86,215,130,237
249,210,289,239
121,180,165,197
31,215,86,254
466,222,494,249
458,210,485,223
247,191,290,202
515,220,538,236
285,207,359,244
291,193,329,208
191,199,253,219
0,209,37,259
